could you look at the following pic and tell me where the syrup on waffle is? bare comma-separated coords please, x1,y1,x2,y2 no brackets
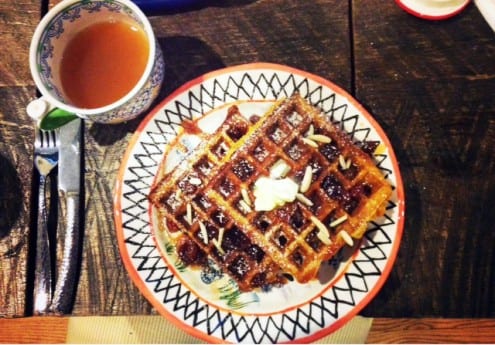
149,93,392,291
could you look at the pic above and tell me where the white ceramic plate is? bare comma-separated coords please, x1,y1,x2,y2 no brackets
396,0,470,20
114,63,405,343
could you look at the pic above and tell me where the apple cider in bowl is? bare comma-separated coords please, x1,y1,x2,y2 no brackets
60,20,149,109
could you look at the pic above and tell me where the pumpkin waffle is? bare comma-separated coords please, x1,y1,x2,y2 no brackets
149,93,392,291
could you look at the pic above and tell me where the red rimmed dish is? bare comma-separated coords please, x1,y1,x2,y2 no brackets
396,0,470,20
114,62,405,343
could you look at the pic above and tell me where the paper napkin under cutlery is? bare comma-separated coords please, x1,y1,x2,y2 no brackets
66,315,373,344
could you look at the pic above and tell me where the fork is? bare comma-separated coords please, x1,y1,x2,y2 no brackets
33,128,59,315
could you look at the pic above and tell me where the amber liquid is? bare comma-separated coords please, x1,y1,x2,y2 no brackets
60,20,149,109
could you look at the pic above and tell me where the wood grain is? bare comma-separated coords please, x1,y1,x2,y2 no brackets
0,0,46,318
0,87,37,317
0,317,69,344
1,317,494,344
366,318,495,344
0,1,40,87
353,2,495,318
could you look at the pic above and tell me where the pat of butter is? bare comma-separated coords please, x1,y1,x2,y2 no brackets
253,176,299,211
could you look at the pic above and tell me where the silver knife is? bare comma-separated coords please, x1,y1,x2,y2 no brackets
49,118,82,314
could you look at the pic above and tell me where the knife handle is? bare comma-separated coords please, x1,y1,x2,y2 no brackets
49,192,80,315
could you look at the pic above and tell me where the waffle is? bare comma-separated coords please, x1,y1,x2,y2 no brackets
149,93,392,291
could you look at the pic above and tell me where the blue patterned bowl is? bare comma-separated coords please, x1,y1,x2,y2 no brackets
29,0,164,124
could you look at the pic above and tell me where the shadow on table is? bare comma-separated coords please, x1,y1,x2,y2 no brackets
88,36,224,145
0,154,22,239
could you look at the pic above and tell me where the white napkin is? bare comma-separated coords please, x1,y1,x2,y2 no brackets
66,315,373,344
475,0,495,32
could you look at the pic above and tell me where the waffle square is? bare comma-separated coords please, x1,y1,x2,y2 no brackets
149,93,392,291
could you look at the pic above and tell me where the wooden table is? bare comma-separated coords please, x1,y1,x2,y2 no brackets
1,0,494,342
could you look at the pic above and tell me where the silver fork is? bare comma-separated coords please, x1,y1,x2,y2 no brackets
33,128,59,315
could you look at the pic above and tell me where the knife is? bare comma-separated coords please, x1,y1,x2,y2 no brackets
49,118,83,314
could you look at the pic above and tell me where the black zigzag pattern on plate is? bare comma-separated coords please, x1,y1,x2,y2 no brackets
120,69,399,343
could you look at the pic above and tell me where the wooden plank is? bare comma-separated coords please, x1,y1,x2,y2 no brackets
0,317,69,344
0,0,46,318
367,318,495,344
0,92,38,316
148,0,353,96
0,1,41,87
1,317,495,343
352,2,495,317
